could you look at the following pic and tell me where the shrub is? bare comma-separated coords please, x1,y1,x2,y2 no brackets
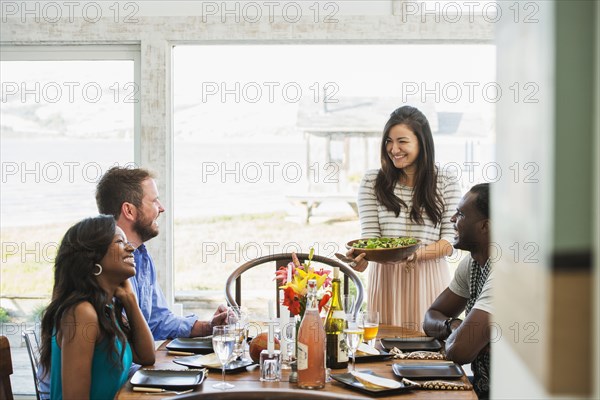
0,307,10,323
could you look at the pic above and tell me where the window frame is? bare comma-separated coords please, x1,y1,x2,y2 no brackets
0,45,142,164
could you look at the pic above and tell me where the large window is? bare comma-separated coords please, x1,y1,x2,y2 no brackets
173,44,495,316
0,47,139,311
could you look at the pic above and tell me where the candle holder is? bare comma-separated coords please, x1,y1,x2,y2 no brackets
259,349,282,381
280,319,295,369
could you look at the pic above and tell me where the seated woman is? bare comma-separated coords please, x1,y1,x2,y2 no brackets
40,215,155,399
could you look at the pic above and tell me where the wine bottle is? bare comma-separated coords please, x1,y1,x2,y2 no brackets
325,267,348,369
297,279,326,389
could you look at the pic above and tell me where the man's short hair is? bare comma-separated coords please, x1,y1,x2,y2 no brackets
470,183,490,219
96,167,154,219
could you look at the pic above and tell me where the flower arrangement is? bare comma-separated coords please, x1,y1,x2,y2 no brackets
275,249,332,318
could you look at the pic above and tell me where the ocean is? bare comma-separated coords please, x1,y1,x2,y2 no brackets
0,137,355,227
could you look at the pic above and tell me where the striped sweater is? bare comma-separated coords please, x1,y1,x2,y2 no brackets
358,169,462,246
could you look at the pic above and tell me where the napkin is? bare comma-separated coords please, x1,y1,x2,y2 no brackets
401,377,473,391
189,353,221,368
351,371,402,389
355,343,380,356
389,347,446,360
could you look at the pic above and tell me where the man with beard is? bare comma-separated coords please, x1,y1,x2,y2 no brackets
96,167,227,338
423,183,491,399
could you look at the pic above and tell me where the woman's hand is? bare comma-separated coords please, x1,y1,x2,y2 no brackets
114,279,136,305
345,249,369,272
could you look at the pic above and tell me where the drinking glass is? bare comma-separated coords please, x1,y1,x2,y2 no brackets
342,294,355,319
227,306,248,360
343,314,364,372
212,326,236,390
359,311,379,347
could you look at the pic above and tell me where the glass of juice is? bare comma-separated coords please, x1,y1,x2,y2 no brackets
359,311,379,347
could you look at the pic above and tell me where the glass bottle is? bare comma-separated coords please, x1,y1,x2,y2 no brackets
325,267,348,369
297,279,326,389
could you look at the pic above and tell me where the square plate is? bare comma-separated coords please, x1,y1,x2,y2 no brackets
352,349,392,363
380,337,442,352
130,369,206,390
166,337,213,354
392,361,463,379
173,355,255,373
330,370,417,396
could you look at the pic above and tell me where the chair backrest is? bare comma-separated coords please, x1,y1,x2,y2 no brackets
225,253,364,317
22,330,50,400
0,336,14,400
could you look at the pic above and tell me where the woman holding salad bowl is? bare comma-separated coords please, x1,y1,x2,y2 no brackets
346,106,461,332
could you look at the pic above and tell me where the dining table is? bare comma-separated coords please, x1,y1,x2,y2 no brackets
115,325,477,399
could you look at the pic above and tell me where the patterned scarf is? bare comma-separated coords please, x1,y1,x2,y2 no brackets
466,258,491,399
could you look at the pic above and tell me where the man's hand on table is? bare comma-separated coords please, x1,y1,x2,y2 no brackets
190,304,229,337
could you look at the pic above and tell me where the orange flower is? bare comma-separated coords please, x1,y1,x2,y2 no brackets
318,292,332,313
282,286,301,316
275,250,331,317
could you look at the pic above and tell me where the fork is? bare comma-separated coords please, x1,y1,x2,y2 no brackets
133,387,194,395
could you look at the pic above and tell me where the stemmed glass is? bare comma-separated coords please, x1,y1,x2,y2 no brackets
212,326,236,390
359,311,379,347
343,313,364,372
342,295,355,319
227,306,248,361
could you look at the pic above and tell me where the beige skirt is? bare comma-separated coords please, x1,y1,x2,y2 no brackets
366,258,451,333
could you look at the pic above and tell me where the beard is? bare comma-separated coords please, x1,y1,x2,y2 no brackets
453,234,478,253
133,211,159,243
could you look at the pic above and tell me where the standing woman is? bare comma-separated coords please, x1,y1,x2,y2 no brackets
348,106,461,330
40,215,155,400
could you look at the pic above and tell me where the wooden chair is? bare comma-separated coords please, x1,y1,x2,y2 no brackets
22,330,50,400
225,253,364,317
0,336,14,400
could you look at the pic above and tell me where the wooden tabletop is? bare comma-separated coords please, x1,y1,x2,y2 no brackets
116,326,477,399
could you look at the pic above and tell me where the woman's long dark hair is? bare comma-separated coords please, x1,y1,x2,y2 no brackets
374,106,444,226
40,215,130,376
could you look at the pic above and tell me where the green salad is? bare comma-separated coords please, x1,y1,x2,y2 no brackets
351,237,418,249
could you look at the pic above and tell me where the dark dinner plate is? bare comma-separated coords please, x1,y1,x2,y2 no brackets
392,361,463,379
173,355,255,373
330,370,417,396
166,337,213,354
380,337,443,352
352,349,392,363
130,369,206,390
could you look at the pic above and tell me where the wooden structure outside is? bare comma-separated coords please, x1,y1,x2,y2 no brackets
290,97,439,222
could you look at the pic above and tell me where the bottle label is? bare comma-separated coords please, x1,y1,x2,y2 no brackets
297,341,308,370
332,310,346,320
338,334,349,362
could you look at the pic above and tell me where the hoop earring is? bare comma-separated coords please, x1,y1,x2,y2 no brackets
93,263,103,276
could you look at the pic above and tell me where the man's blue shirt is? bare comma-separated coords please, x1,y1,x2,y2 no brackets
132,244,196,339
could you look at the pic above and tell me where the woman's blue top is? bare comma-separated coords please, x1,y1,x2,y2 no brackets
50,333,132,400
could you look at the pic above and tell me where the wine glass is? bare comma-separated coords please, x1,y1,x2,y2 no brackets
359,311,379,347
342,294,355,318
212,326,236,390
343,314,364,372
227,306,248,360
